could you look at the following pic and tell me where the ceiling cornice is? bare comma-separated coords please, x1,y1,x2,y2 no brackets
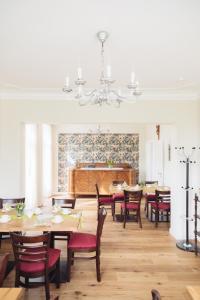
0,89,198,102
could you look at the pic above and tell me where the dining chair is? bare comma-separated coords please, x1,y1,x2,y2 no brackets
0,253,9,287
150,190,171,227
10,232,60,300
67,207,107,282
121,190,143,228
95,183,114,220
52,197,76,209
144,181,158,218
0,197,25,248
112,181,125,220
0,197,25,209
151,289,161,299
50,197,76,248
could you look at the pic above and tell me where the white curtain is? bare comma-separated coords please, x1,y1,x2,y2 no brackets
25,124,37,208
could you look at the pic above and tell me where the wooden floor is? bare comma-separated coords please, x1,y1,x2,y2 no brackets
1,198,200,300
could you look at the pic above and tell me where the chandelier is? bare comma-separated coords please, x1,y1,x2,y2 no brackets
63,31,142,106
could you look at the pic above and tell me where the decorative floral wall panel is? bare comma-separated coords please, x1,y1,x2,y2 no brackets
58,133,139,192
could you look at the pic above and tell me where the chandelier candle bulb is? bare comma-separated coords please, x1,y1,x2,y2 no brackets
77,67,82,79
65,76,69,87
106,65,111,78
131,72,135,83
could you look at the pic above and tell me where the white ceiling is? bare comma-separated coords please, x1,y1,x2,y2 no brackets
0,0,200,99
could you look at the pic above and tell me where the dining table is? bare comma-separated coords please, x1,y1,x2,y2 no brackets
0,206,82,232
0,206,82,283
0,288,24,300
109,183,170,221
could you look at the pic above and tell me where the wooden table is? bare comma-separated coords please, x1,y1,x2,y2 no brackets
109,184,170,222
109,184,170,196
0,208,81,232
0,288,24,300
0,208,82,283
186,286,200,300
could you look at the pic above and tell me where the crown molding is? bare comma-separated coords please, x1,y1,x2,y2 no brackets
0,88,199,102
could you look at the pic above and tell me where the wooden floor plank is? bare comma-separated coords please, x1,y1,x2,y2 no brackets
1,197,200,299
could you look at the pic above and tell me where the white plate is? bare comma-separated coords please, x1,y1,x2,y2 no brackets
0,215,11,223
52,215,64,224
61,208,71,215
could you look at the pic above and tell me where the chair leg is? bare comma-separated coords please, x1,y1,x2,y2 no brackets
25,276,29,287
50,233,55,248
55,258,60,288
138,211,142,229
167,211,169,222
15,271,20,287
44,271,50,300
150,206,153,222
111,203,115,221
71,252,74,265
67,249,73,282
146,201,149,218
96,251,101,282
155,209,159,227
123,209,126,229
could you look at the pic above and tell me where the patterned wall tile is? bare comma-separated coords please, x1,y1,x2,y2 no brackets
58,133,139,192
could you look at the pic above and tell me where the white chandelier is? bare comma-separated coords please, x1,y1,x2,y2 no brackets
63,31,142,106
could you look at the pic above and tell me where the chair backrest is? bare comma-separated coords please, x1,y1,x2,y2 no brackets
0,197,25,209
52,198,76,209
95,184,100,198
96,207,107,246
145,181,158,185
10,232,50,274
151,289,161,300
124,190,143,207
0,253,9,287
155,190,170,203
112,180,124,186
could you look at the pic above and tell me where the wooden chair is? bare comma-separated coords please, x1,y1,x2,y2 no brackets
0,197,25,209
0,197,25,247
151,289,161,299
144,181,158,218
121,190,143,228
112,181,125,220
67,207,107,282
95,184,114,220
150,190,171,227
50,197,76,248
10,232,60,300
0,253,9,287
52,197,76,209
112,180,125,186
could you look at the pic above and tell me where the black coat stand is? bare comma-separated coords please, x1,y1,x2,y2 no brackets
176,147,197,252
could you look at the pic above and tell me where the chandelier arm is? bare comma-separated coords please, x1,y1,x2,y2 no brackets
85,89,98,97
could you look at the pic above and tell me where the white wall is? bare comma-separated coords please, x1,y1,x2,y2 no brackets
0,98,199,240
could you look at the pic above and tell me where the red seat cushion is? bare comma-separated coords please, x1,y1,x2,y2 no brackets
113,192,124,200
68,232,96,249
99,197,113,204
150,202,170,210
19,248,60,274
121,202,139,210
